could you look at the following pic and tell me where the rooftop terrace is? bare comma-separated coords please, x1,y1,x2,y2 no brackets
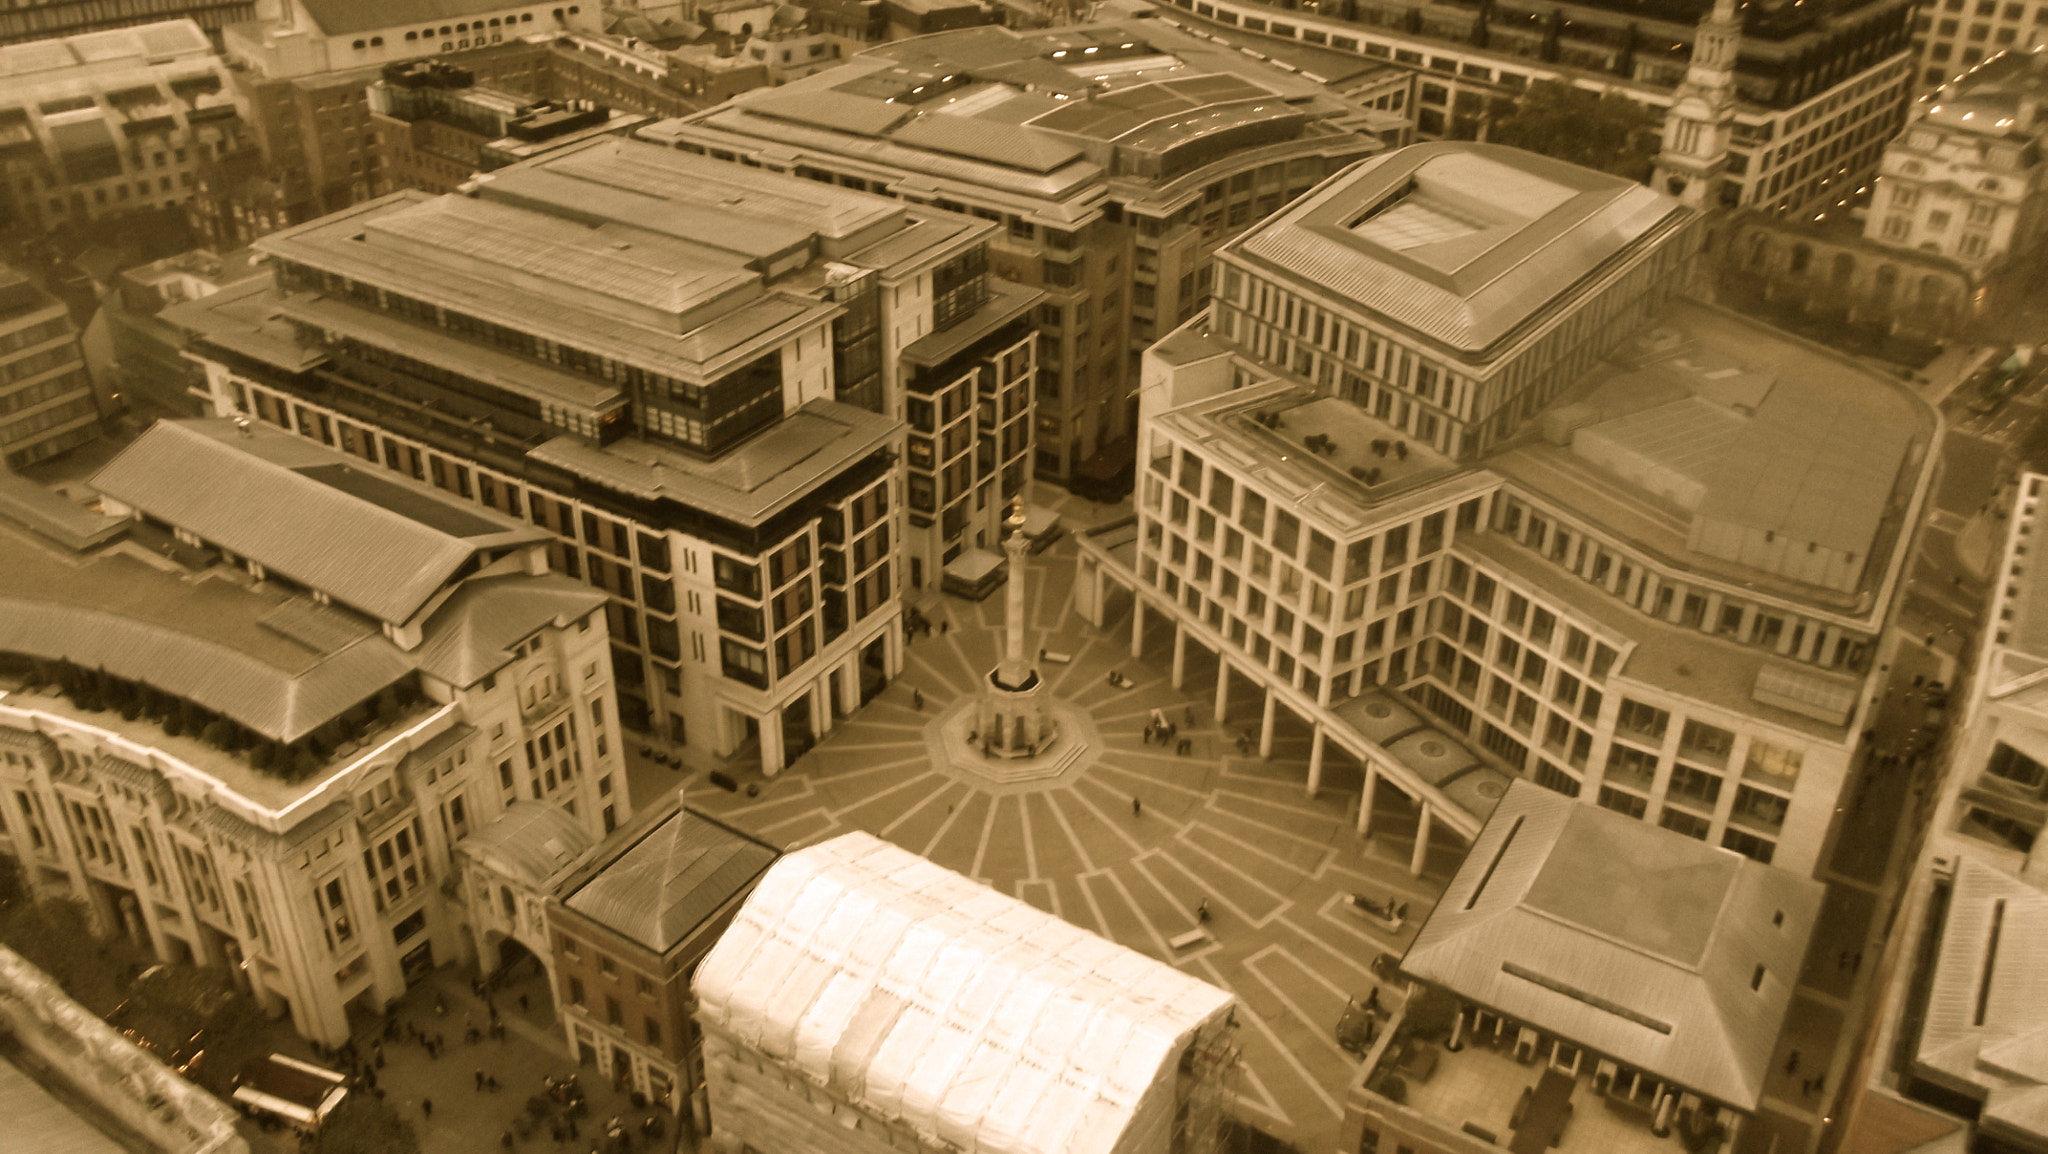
1226,142,1690,358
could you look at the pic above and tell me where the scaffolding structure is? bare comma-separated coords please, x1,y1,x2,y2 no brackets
1175,1015,1242,1154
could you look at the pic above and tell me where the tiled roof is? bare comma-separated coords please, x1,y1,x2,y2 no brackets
92,419,547,625
1401,781,1824,1110
562,805,778,953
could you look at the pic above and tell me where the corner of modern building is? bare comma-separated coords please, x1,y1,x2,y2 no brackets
635,17,1395,485
179,134,1046,775
1077,139,1939,882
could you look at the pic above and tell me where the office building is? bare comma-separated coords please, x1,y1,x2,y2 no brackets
214,0,604,231
101,247,261,419
1145,0,1913,218
692,830,1241,1154
367,60,648,195
1342,779,1823,1154
1913,0,2048,90
0,417,624,1046
0,20,246,234
1078,141,1936,879
1864,50,2048,271
542,794,777,1125
1833,471,2048,1153
0,266,98,471
185,137,1032,773
0,0,255,49
642,18,1391,483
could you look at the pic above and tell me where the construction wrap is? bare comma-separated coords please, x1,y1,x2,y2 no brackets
694,831,1237,1154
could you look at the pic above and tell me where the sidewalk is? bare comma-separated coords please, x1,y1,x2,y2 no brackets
242,960,692,1154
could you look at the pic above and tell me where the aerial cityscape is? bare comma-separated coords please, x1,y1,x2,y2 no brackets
0,0,2039,1152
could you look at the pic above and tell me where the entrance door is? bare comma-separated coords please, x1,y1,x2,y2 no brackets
400,941,434,986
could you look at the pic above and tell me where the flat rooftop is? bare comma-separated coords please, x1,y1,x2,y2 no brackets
1486,298,1932,616
259,137,980,384
653,18,1374,207
0,19,214,81
1151,369,1495,540
1226,141,1690,359
530,397,898,527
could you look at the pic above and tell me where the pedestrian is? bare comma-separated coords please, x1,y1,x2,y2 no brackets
422,1098,434,1119
1196,897,1210,924
913,688,924,710
940,619,950,635
1133,796,1142,817
519,993,530,1013
488,1073,501,1091
1785,1051,1800,1077
476,1069,486,1092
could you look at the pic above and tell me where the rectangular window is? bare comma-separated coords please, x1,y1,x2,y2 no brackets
1743,740,1803,786
1667,764,1723,809
1988,743,2048,791
1597,786,1647,820
1616,699,1670,742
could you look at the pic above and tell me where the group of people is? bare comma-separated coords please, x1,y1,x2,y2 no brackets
1143,705,1197,755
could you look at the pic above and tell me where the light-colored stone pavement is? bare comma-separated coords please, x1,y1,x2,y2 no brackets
677,491,1460,1153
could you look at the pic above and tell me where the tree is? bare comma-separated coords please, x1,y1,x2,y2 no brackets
309,1091,420,1154
0,897,144,1014
112,963,268,1096
1402,986,1460,1041
1482,80,1662,181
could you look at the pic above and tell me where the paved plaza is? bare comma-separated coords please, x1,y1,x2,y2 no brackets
673,489,1461,1153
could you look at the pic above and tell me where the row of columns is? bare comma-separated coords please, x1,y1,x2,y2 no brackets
1146,604,1442,877
1445,1005,1723,1142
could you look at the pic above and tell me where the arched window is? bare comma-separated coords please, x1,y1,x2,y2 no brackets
1831,252,1855,287
406,30,417,39
370,36,383,46
1747,234,1772,269
1789,243,1812,275
1874,264,1899,300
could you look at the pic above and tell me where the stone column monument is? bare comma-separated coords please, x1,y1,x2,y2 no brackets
978,498,1053,758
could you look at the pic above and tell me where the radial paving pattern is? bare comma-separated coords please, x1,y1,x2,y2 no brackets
682,513,1461,1152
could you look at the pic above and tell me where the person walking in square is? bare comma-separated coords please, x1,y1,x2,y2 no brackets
422,1098,434,1120
1132,796,1142,817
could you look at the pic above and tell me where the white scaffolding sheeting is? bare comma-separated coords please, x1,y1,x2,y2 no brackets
695,831,1236,1154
